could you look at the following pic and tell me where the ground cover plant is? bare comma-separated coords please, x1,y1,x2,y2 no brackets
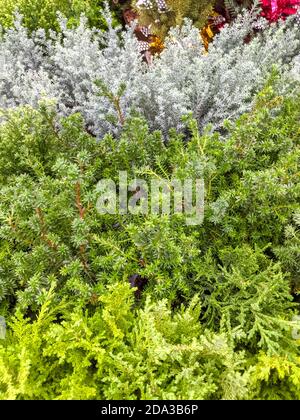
0,0,109,32
0,0,299,400
0,9,299,136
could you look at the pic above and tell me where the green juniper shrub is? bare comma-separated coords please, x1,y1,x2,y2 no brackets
274,212,300,293
0,84,299,399
0,86,299,309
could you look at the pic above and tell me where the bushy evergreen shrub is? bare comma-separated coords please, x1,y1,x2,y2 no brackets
0,0,107,32
0,9,299,136
0,283,252,400
0,281,300,399
0,84,299,401
0,6,300,398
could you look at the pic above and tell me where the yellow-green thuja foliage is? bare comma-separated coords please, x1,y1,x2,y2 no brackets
0,282,251,400
0,0,107,32
1,282,300,400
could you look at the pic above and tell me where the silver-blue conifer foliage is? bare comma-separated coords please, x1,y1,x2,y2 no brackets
0,7,299,137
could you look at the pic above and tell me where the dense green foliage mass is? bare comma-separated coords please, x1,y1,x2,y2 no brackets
0,284,251,400
0,0,108,32
0,79,299,399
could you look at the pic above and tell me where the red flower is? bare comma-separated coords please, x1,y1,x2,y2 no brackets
260,0,300,21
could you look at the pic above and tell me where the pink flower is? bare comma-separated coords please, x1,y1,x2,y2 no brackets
260,0,300,21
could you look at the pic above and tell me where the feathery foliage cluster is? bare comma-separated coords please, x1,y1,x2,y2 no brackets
0,9,299,136
0,0,108,32
0,80,300,398
0,284,252,400
0,1,300,401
